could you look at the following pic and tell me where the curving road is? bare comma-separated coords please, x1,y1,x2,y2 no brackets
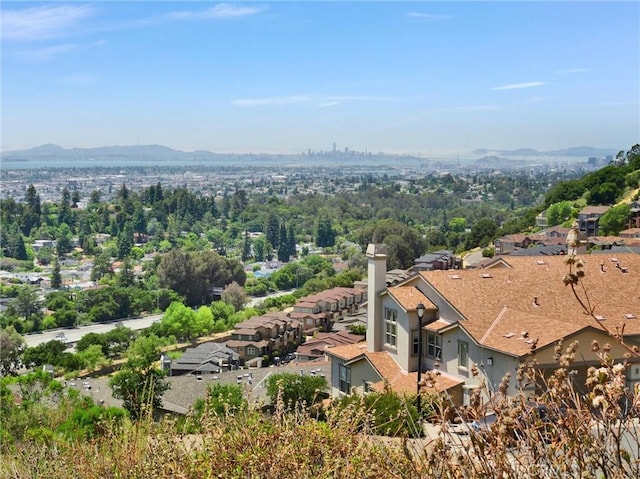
24,290,296,348
24,314,163,348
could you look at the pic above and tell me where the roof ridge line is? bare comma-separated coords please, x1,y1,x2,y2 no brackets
479,305,509,345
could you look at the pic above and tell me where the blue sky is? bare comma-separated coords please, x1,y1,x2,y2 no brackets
2,1,639,155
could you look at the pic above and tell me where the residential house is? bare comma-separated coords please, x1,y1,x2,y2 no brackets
628,201,640,229
578,205,611,237
493,234,533,255
290,287,367,333
167,342,238,376
225,312,303,365
296,330,365,362
327,243,640,408
413,250,461,271
620,228,640,239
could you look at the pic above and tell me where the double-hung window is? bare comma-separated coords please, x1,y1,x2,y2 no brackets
458,341,469,369
426,333,442,360
339,364,351,393
384,308,397,347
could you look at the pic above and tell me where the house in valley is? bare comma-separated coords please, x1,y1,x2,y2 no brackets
327,243,640,407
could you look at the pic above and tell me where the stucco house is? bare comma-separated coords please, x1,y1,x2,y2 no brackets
290,287,367,333
578,205,611,237
225,312,303,365
327,244,640,408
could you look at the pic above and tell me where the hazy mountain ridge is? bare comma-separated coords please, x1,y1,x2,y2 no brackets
472,146,618,157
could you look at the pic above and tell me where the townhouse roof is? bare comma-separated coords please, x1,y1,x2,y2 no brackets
418,253,640,353
233,328,260,336
509,244,567,256
621,228,640,236
385,285,437,312
296,331,364,358
324,342,369,361
369,369,464,395
579,205,610,215
225,339,270,349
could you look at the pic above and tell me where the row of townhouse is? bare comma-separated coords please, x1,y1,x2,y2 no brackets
289,287,367,333
533,202,640,245
327,243,640,408
225,312,304,365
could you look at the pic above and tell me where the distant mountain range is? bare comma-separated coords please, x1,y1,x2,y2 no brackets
472,146,619,157
1,143,227,162
2,143,620,160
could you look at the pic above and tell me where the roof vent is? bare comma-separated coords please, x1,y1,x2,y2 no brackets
480,273,493,279
610,257,619,263
503,332,515,338
536,260,546,265
624,313,636,320
595,315,606,321
533,296,540,307
449,274,462,280
521,331,529,338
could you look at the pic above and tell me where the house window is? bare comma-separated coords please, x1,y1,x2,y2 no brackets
339,364,351,394
427,333,442,359
384,308,397,347
247,346,256,356
411,330,420,356
458,341,469,369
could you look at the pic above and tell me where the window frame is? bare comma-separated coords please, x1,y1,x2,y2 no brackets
426,332,442,360
458,340,469,369
384,307,398,347
339,363,351,394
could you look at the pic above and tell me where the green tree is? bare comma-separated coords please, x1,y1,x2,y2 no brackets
448,217,467,233
109,334,170,420
266,373,327,411
242,231,252,261
117,222,134,259
598,204,631,236
466,218,498,249
51,257,62,289
204,383,247,416
0,326,26,376
546,201,574,227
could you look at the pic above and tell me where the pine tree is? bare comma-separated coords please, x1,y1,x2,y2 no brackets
51,257,62,289
242,230,252,261
277,221,289,262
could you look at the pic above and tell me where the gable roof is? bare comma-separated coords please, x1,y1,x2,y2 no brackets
419,253,640,353
384,285,437,313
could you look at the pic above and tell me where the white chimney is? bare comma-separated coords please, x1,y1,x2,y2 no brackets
366,244,388,352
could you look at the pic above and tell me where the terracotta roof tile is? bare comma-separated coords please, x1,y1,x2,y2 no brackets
420,253,640,349
324,342,369,361
386,286,436,312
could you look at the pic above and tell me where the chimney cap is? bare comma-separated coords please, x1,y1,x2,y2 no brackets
366,244,388,258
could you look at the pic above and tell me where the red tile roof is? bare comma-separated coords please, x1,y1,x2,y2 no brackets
419,253,640,354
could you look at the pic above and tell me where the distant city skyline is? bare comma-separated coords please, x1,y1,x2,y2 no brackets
2,1,639,155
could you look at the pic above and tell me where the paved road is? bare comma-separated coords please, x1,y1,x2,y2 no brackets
24,314,163,348
24,290,297,348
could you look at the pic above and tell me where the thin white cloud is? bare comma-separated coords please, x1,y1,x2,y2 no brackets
2,5,97,41
167,4,266,21
525,97,547,104
492,82,545,91
408,12,453,21
556,68,589,74
316,101,340,108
